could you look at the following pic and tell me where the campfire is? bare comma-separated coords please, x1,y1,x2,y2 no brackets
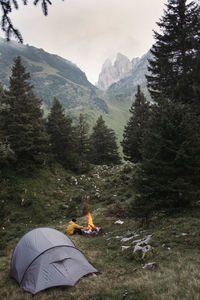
82,197,101,235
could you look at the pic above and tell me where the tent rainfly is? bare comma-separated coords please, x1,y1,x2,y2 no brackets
10,227,98,295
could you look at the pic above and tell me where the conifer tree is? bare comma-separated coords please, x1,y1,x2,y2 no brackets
0,85,13,166
1,56,48,168
89,115,121,165
192,47,200,113
47,97,75,170
132,0,200,221
132,101,200,222
147,0,200,104
75,114,90,173
0,84,5,146
121,85,150,163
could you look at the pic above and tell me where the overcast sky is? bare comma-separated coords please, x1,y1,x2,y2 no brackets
4,0,167,84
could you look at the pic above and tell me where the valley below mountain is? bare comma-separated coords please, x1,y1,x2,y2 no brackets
0,38,151,145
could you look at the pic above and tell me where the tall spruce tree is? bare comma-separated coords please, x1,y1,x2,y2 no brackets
1,56,48,168
0,84,5,151
132,0,200,221
121,86,150,163
0,86,15,166
132,101,200,222
47,97,75,170
147,0,200,104
192,47,200,113
75,114,90,173
89,115,121,165
0,85,12,166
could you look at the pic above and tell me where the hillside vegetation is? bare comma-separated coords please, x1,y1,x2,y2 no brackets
0,1,199,298
0,38,147,143
0,163,200,300
0,38,107,113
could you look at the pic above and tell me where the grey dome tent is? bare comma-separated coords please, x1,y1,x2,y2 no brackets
10,227,98,295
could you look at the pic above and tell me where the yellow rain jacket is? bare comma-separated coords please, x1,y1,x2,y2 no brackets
66,220,83,235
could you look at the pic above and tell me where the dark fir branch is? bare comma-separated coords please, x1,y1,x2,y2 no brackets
0,0,60,42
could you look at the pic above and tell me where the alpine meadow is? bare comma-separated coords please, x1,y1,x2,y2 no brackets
0,0,200,299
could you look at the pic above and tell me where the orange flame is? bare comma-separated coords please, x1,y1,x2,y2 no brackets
87,210,97,231
84,196,97,231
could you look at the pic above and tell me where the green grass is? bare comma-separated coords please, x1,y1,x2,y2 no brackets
78,94,131,137
68,98,131,156
0,164,200,299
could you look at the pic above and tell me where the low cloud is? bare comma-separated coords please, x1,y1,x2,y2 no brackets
4,0,166,83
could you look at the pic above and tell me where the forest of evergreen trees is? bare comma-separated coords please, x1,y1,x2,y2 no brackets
0,0,199,223
121,0,200,222
0,57,121,173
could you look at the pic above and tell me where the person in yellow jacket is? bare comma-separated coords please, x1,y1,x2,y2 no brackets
67,218,84,235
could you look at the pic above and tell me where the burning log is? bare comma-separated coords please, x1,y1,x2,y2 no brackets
82,197,102,236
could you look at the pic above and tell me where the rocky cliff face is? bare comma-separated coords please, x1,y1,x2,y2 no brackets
107,50,152,102
97,53,139,91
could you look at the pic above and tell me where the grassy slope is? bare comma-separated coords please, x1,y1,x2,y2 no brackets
0,164,200,300
0,39,132,146
0,39,101,110
0,38,140,144
68,95,132,151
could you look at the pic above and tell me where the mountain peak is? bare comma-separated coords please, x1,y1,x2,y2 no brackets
97,53,133,91
116,52,130,62
102,58,112,69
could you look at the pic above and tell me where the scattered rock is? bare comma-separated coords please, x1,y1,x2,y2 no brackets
142,262,157,269
133,244,152,259
62,204,69,209
121,236,135,242
162,244,171,250
132,234,152,246
115,236,123,239
122,290,129,299
126,230,138,236
21,198,25,206
114,219,124,225
121,246,131,252
120,234,154,261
